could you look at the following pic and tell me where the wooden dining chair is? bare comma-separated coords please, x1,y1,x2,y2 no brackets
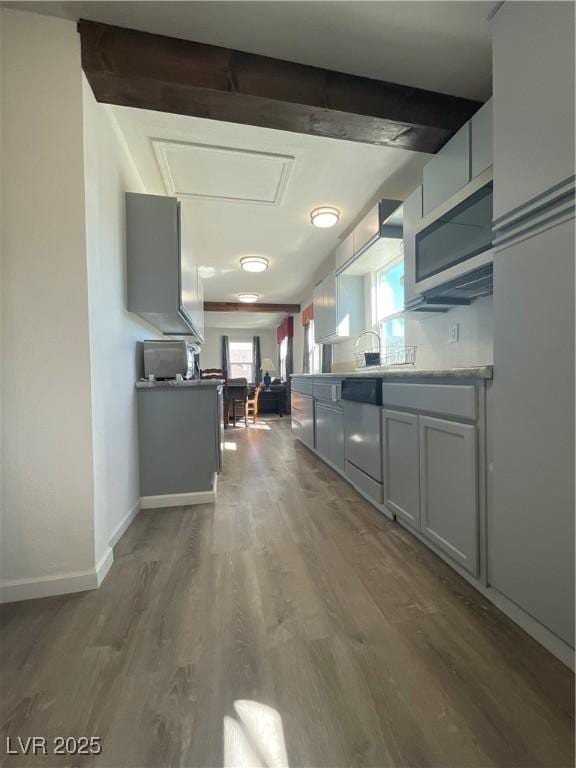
246,385,261,425
226,378,249,427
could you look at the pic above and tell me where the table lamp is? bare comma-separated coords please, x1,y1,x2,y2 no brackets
260,358,276,388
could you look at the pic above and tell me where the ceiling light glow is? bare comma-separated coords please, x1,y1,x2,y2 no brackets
310,206,340,228
238,293,259,303
240,256,269,273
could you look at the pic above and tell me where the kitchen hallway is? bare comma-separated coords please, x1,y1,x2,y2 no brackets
0,420,573,768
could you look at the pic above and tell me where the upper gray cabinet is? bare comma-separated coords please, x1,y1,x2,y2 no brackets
402,186,423,307
492,3,575,219
334,232,354,272
470,98,493,178
126,193,204,342
313,272,364,343
422,124,471,216
353,204,380,255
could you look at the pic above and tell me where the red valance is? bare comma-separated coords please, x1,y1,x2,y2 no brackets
276,316,294,344
301,303,314,326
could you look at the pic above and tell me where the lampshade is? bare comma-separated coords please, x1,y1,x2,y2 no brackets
260,358,276,372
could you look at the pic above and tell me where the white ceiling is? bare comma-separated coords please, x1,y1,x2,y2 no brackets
11,1,494,99
109,104,430,327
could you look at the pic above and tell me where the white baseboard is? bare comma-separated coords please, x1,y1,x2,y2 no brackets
96,546,114,587
108,500,140,548
140,474,218,509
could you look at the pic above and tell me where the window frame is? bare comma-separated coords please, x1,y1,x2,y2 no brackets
228,339,254,381
375,254,405,346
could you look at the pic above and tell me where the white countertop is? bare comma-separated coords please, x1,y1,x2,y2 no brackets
291,366,493,380
136,379,224,389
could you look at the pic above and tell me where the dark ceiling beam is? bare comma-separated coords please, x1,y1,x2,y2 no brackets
78,20,481,154
204,302,300,314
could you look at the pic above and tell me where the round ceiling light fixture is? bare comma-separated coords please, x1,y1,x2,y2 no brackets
238,293,259,304
240,256,269,273
310,206,340,229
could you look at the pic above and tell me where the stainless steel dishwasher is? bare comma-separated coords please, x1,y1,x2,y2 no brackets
342,378,384,504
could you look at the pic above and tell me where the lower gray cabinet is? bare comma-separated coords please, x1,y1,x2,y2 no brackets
382,409,420,529
315,403,344,471
293,393,314,449
419,416,478,576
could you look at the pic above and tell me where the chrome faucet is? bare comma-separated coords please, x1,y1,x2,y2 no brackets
353,330,381,353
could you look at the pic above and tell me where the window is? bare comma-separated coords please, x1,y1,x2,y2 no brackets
376,257,405,346
229,340,254,381
307,321,321,374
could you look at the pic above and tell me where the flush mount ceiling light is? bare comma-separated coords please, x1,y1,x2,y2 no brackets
310,206,340,228
240,256,269,273
238,293,259,303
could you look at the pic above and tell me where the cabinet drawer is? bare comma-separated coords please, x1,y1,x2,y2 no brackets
291,378,314,396
314,381,341,403
291,406,303,426
345,460,383,504
381,383,476,421
292,391,314,415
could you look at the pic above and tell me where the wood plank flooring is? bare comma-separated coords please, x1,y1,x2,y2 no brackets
1,418,574,767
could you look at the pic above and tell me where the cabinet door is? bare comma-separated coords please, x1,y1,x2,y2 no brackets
313,282,324,343
402,186,423,306
336,275,364,338
419,416,478,575
470,98,492,179
492,3,574,219
491,219,575,645
298,394,315,449
323,273,337,339
353,204,380,255
335,233,354,272
316,403,344,471
423,124,470,216
382,409,420,529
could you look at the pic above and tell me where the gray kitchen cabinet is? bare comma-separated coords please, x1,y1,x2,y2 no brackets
402,185,423,307
137,384,221,498
382,409,420,529
491,219,575,646
423,124,471,216
353,204,380,255
314,271,364,343
323,272,337,339
315,402,344,471
126,192,204,341
312,282,325,341
335,232,354,272
419,416,478,576
492,3,575,220
292,391,314,449
470,98,492,179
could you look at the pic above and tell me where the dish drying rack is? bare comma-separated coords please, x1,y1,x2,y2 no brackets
354,345,417,369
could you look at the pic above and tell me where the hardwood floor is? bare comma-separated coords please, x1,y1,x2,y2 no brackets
1,418,574,767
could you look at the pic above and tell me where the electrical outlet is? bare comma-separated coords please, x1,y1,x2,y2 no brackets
448,323,459,343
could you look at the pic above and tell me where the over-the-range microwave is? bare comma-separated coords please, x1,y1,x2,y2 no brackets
415,179,493,295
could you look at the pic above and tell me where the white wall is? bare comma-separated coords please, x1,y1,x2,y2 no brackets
1,10,97,593
82,79,162,562
331,297,494,370
201,326,277,375
404,297,493,369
